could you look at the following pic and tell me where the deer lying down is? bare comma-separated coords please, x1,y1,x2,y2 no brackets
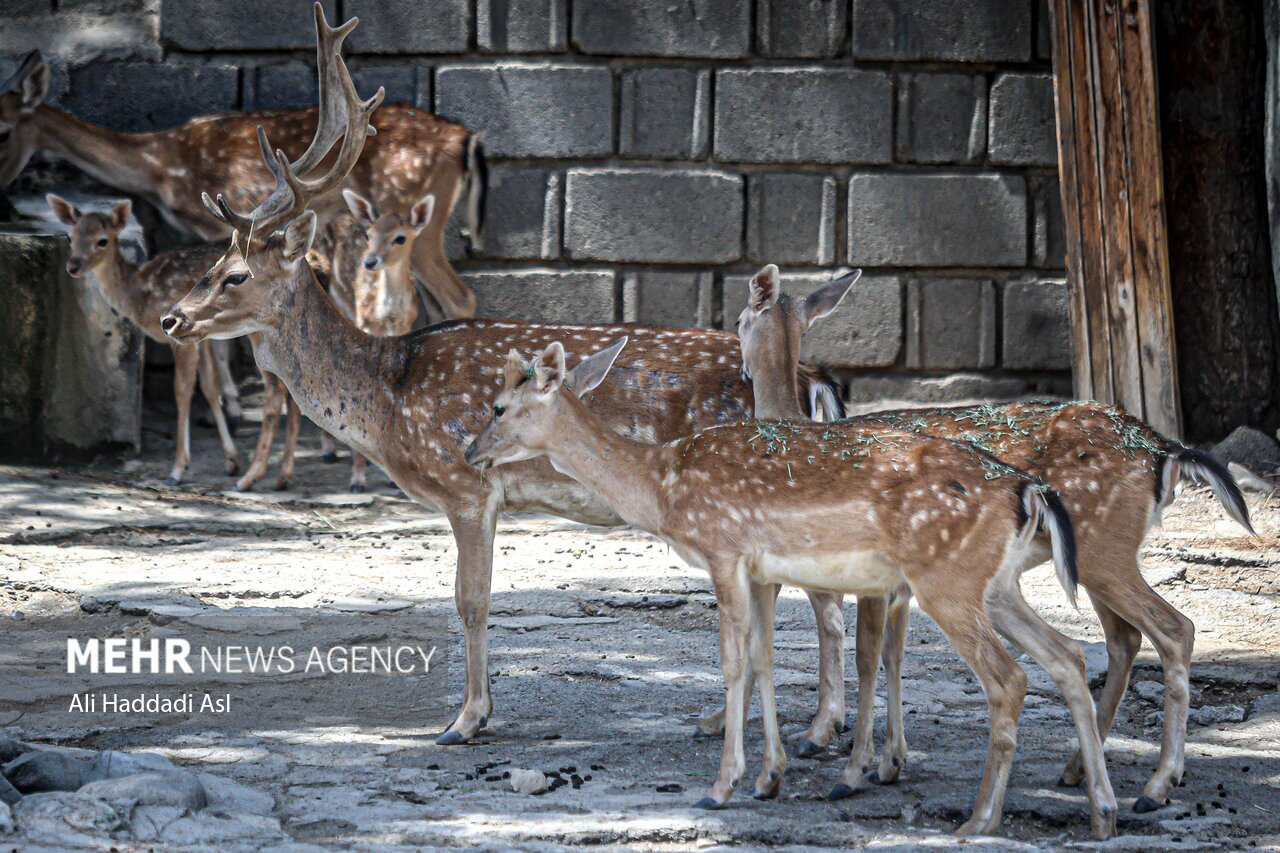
738,265,1256,813
465,340,1118,839
47,194,240,485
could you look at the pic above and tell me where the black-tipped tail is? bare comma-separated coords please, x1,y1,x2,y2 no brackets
803,365,845,422
464,133,488,249
1175,447,1257,535
1023,483,1078,607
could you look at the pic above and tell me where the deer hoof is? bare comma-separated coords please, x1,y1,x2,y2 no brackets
1057,773,1081,788
837,718,850,734
322,451,339,464
1133,795,1164,814
793,740,824,759
225,459,241,477
692,796,723,810
349,484,366,494
273,479,289,492
163,476,180,487
436,729,468,746
826,782,857,801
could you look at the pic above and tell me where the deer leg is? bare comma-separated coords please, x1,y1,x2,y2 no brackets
236,370,283,492
273,390,301,490
826,595,886,795
874,587,912,784
1083,569,1194,812
1060,595,1140,787
349,452,368,493
749,580,787,800
166,344,199,486
696,559,750,808
794,590,847,758
896,578,1025,838
210,339,242,432
321,430,340,464
411,239,476,320
196,343,241,477
437,499,499,744
986,579,1117,840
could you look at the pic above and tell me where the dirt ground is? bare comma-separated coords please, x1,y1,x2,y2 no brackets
1,407,1279,851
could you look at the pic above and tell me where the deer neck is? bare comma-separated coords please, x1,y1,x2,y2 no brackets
751,365,804,420
34,106,158,196
249,266,400,460
85,251,142,322
537,398,674,535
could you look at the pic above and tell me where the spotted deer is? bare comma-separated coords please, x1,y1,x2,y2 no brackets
464,339,1118,839
739,265,1257,814
46,194,240,485
158,13,845,756
0,4,480,322
310,189,438,491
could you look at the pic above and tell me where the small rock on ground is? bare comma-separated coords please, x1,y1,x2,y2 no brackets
79,770,207,811
509,768,548,794
3,750,90,793
13,792,121,841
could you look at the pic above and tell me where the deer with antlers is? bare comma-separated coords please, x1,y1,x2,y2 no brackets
735,264,1256,814
0,8,480,322
159,12,854,760
463,339,1119,839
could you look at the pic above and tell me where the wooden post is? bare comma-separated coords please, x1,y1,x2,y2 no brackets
1049,0,1182,437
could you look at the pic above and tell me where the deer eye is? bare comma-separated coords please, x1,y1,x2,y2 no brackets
225,272,248,287
393,234,406,245
95,237,109,247
493,404,505,418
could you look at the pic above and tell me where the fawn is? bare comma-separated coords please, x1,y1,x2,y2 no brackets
464,339,1119,838
159,17,843,750
47,194,240,485
737,264,1256,813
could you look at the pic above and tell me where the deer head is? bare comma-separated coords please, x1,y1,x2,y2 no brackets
163,3,383,345
465,338,628,469
737,265,860,386
47,193,130,278
0,51,51,186
343,189,435,273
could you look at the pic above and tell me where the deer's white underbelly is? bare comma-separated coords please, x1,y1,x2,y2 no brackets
751,550,903,597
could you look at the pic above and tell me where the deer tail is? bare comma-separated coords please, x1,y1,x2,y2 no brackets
799,364,844,422
463,132,487,249
1165,447,1256,536
1021,483,1078,608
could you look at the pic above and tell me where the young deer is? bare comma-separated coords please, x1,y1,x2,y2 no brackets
47,194,240,485
159,19,844,750
740,266,1257,813
464,340,1118,839
311,190,437,491
1,4,480,320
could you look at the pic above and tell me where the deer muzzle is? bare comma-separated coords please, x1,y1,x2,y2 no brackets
160,309,192,341
65,257,85,277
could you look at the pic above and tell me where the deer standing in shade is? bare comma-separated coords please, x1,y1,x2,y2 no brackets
464,339,1118,839
739,265,1257,813
158,10,847,756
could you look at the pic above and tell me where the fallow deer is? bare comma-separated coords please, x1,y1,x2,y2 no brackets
0,4,480,321
311,189,438,491
464,340,1118,839
158,16,846,753
741,266,1256,813
47,194,240,485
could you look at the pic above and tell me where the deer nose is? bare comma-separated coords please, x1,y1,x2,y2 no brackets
160,313,182,337
65,258,84,276
463,440,481,466
363,255,381,271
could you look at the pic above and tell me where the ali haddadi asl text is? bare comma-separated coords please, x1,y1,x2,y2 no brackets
68,692,231,714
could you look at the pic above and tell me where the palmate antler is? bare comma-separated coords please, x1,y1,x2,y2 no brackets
201,2,385,240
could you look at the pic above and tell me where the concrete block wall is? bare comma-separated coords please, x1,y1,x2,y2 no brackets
2,0,1071,404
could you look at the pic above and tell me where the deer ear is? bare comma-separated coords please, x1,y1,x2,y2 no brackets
533,342,566,392
502,348,527,389
46,193,80,227
16,51,50,112
281,211,317,267
748,264,781,312
342,189,377,228
110,200,132,230
567,337,626,398
409,193,435,232
798,269,860,330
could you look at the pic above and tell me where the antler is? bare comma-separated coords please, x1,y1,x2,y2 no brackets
201,2,384,239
